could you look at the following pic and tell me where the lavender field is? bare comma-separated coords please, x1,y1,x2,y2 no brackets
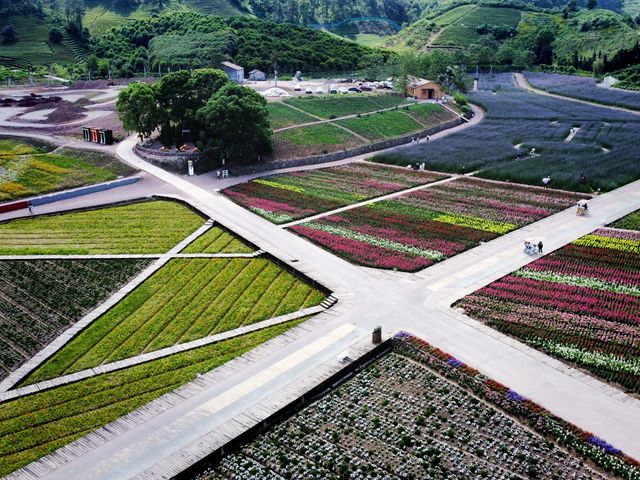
524,71,640,111
374,74,640,192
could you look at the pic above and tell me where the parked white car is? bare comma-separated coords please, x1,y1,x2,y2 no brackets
294,83,302,91
315,87,325,94
305,88,313,94
339,87,349,94
329,84,338,94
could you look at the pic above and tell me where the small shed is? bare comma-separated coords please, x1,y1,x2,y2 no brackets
249,69,266,81
406,78,444,100
221,61,244,83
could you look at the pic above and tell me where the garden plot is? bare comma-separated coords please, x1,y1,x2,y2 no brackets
24,258,325,384
271,123,363,159
337,109,424,141
0,259,150,382
455,227,640,394
290,177,583,272
204,334,639,480
0,138,134,202
611,208,640,231
374,74,640,193
524,71,640,111
0,200,205,255
0,320,301,478
285,94,407,119
266,102,316,129
223,163,448,224
181,226,255,254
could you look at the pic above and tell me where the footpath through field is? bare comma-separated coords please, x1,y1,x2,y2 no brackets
12,128,640,480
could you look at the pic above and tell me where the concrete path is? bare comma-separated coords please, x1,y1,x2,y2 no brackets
6,92,640,479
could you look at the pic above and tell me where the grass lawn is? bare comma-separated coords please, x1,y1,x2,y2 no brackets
0,320,302,477
433,7,522,46
267,102,316,129
0,200,205,255
272,123,363,159
0,259,150,382
337,110,423,141
285,95,407,119
0,140,135,203
181,226,254,253
25,258,325,383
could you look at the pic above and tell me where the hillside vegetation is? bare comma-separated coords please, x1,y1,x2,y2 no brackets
92,12,376,76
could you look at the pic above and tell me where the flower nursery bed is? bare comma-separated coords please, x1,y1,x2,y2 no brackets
24,257,326,385
373,73,640,193
223,163,448,224
0,320,303,478
524,71,640,111
610,209,640,231
0,259,150,382
0,199,206,255
290,177,584,272
0,138,135,202
200,333,640,480
455,227,640,394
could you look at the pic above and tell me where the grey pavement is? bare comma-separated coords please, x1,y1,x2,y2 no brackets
6,95,640,479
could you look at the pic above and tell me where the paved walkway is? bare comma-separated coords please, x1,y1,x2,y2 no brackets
6,94,640,478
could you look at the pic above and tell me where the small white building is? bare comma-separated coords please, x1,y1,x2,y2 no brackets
249,69,266,81
221,61,244,83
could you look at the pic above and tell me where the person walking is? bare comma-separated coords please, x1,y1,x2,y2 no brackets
27,201,34,215
538,241,543,254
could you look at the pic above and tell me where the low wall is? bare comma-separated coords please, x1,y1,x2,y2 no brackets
230,117,464,176
0,176,141,214
134,144,217,175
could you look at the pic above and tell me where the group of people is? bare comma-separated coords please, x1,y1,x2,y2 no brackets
524,240,543,255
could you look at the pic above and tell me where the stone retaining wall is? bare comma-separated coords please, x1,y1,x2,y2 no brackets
134,144,217,175
229,117,464,176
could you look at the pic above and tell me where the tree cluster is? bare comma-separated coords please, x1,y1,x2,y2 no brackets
116,69,272,164
90,12,377,78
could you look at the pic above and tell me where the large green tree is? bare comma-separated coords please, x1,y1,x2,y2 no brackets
116,82,161,141
196,83,272,164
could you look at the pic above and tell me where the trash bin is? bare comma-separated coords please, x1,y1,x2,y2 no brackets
372,326,382,344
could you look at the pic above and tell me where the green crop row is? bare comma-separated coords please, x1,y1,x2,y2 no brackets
25,258,325,384
285,94,407,119
0,320,302,477
0,200,204,255
181,226,254,253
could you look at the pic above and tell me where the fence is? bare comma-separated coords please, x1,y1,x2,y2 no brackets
0,177,141,215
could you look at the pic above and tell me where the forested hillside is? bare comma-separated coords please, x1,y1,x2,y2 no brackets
91,12,379,76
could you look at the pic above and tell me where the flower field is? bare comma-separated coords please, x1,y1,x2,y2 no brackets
223,163,448,224
25,258,326,384
611,209,640,231
456,227,640,393
290,178,583,271
0,259,150,381
203,333,639,480
374,74,640,193
0,320,303,478
0,200,205,255
0,139,135,202
524,72,640,111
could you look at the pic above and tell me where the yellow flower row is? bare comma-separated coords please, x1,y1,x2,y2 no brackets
434,213,515,234
573,235,640,253
254,179,306,194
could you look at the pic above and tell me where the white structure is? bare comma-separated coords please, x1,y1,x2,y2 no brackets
221,61,244,83
249,69,266,81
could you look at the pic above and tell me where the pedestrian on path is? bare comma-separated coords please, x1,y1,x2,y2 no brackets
542,176,551,188
538,241,543,254
27,201,34,215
